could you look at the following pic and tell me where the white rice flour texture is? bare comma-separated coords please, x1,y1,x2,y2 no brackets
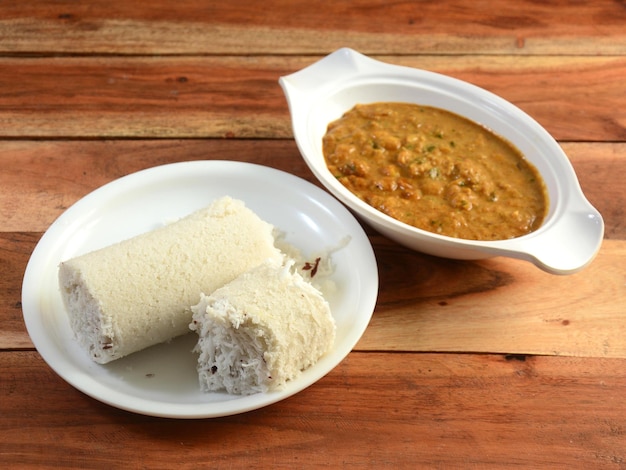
58,196,283,364
190,259,336,395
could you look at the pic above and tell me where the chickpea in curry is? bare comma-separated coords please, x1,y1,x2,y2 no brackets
322,102,549,241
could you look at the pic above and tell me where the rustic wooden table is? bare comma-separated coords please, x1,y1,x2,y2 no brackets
2,1,625,468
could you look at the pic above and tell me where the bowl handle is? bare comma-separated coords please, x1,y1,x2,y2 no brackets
279,48,365,104
517,205,604,275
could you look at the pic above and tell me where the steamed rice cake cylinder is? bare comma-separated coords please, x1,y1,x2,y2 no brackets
190,259,336,395
58,196,283,364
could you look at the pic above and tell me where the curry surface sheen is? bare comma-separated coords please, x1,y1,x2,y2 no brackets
323,102,548,241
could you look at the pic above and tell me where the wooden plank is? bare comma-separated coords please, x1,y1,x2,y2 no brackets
5,236,626,357
1,141,622,235
0,232,41,350
0,140,317,232
1,351,624,468
562,143,626,241
358,238,626,358
0,55,623,140
6,234,626,356
0,0,624,55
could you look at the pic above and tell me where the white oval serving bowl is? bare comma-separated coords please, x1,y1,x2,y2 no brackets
279,48,604,275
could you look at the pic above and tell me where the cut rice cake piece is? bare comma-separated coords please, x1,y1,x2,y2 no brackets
58,196,283,364
190,259,336,395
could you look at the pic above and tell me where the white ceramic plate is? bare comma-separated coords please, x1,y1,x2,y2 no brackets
22,161,378,418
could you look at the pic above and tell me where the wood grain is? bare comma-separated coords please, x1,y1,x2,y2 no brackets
1,0,624,55
0,232,39,349
361,237,626,357
5,234,626,356
1,140,623,235
0,55,623,140
0,140,316,232
1,351,624,469
1,1,624,466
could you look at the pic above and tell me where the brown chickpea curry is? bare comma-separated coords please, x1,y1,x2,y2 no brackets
323,102,548,241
